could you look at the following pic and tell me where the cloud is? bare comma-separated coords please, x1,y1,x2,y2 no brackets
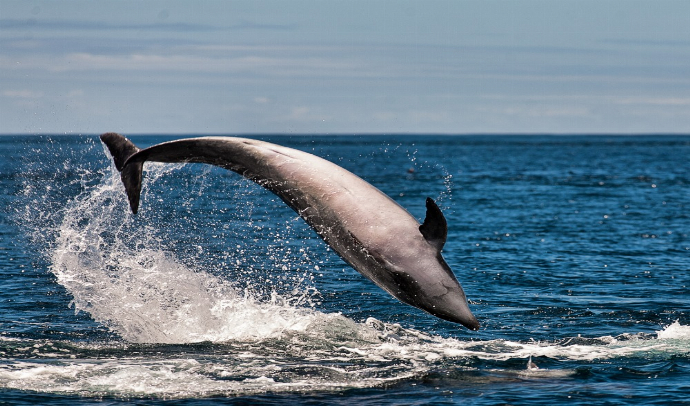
65,89,84,98
613,97,690,106
0,18,295,33
0,18,215,33
0,49,364,84
2,90,43,98
476,105,592,119
282,106,331,123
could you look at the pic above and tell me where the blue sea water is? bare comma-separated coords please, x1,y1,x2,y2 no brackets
0,134,689,405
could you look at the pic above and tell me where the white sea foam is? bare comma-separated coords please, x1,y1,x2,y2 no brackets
656,320,690,339
1,320,688,398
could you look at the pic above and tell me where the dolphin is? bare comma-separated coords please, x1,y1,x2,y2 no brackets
100,133,479,330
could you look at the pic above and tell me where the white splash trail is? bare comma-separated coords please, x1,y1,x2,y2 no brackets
0,321,688,398
49,163,331,344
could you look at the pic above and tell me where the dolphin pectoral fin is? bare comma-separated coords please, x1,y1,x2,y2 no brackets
419,197,448,251
100,133,144,214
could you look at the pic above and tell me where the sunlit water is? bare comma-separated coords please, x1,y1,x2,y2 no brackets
1,135,688,404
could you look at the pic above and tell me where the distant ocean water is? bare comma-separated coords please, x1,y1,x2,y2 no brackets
0,134,688,405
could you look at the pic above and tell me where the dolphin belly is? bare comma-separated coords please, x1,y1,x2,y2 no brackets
100,133,480,330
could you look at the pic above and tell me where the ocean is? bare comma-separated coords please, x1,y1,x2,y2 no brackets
0,134,688,405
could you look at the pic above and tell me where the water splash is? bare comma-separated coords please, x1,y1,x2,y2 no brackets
26,143,326,344
656,320,690,339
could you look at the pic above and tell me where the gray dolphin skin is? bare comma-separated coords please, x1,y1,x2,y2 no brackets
100,133,480,330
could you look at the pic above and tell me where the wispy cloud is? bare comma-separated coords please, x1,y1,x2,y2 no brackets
0,18,215,32
2,90,44,98
0,18,295,33
614,97,690,106
49,52,359,78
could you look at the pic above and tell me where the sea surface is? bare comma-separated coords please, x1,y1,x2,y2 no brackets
0,134,688,405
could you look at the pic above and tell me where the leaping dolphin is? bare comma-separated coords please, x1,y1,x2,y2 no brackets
100,133,480,330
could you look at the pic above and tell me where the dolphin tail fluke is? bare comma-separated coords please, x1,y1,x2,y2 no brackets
100,132,143,214
100,132,139,171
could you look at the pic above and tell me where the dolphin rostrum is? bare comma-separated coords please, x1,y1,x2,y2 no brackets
100,133,480,330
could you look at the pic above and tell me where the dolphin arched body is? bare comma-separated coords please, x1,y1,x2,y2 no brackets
100,133,479,330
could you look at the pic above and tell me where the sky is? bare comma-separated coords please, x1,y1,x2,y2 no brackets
1,0,690,135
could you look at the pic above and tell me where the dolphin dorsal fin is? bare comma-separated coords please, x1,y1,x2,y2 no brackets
419,197,447,251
